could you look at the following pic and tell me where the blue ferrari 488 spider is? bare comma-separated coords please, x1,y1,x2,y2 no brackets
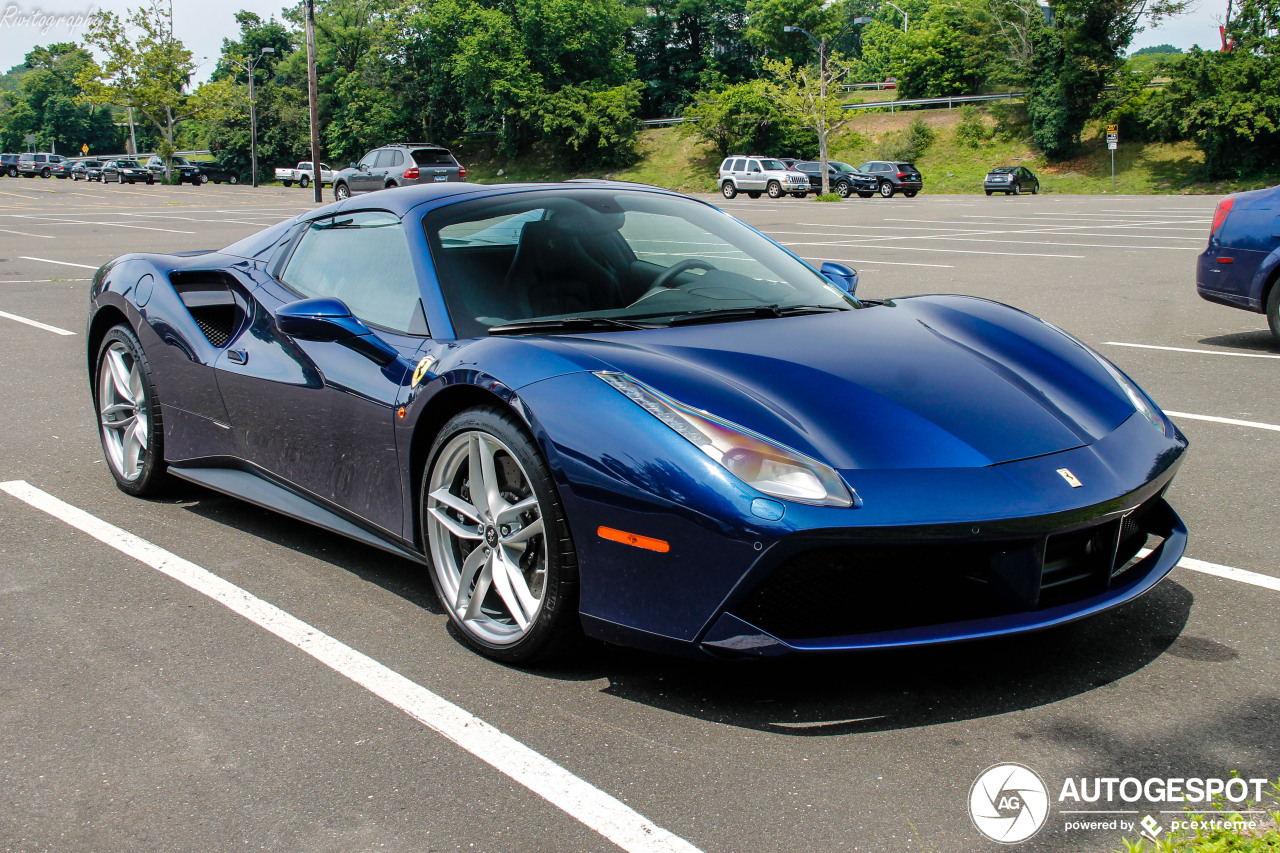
88,182,1188,662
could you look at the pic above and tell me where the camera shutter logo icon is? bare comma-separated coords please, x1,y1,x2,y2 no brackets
969,763,1050,843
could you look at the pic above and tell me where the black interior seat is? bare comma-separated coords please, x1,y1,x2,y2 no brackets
501,220,625,317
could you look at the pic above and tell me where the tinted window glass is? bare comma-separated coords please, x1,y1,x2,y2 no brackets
732,159,746,171
375,150,397,168
359,151,379,169
282,211,423,334
413,149,456,166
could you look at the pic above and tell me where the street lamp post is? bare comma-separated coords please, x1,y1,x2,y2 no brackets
242,47,276,188
884,1,909,31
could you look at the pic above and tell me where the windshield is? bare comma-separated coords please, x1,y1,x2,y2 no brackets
425,189,855,337
118,160,142,168
830,162,856,172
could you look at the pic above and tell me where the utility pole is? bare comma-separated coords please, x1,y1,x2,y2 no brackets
305,0,323,204
128,106,138,156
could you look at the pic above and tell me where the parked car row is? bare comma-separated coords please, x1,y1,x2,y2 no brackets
329,143,466,200
717,156,925,200
0,151,241,185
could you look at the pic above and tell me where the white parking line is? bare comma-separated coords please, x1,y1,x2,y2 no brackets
798,255,954,268
0,310,75,335
1105,342,1280,360
1166,411,1280,432
0,481,702,853
0,228,53,238
779,240,1086,259
19,256,99,270
1177,556,1280,593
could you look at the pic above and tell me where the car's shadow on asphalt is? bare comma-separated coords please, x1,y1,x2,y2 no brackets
173,482,1198,738
534,581,1196,736
1198,330,1280,354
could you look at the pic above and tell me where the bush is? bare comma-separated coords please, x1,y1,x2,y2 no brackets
679,80,817,159
539,81,644,168
878,117,935,162
990,102,1031,141
954,105,994,147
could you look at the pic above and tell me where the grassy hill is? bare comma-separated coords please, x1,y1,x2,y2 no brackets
454,107,1278,195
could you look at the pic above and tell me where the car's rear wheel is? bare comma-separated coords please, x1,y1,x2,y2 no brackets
836,181,852,198
334,182,350,201
228,175,238,185
299,175,309,188
720,181,737,199
792,192,807,198
1013,182,1022,195
878,180,895,198
767,180,784,199
423,407,578,663
903,190,918,198
985,190,993,196
95,325,168,497
857,192,873,198
282,180,292,187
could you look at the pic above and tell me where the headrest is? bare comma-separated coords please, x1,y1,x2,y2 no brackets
549,208,624,236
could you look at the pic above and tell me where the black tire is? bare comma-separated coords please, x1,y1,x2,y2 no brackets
6,166,15,177
147,176,154,185
1267,283,1280,343
282,180,292,188
200,174,209,184
40,167,51,178
229,175,238,185
878,180,895,198
747,191,762,198
985,190,993,196
422,405,579,663
1032,182,1040,194
857,192,874,199
94,324,169,497
766,180,783,199
299,175,309,188
720,181,737,199
903,190,918,198
792,192,807,198
334,182,350,201
836,180,852,198
1013,182,1022,195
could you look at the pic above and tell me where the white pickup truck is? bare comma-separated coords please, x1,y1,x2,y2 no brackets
274,162,334,188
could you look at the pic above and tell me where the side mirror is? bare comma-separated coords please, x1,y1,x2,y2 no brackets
349,162,359,170
276,297,398,365
820,262,859,297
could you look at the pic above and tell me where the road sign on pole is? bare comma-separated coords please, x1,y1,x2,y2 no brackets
1106,126,1118,185
81,143,88,155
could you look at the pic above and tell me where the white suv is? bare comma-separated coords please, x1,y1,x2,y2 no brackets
718,155,809,199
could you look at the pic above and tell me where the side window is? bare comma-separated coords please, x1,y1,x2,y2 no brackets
719,159,731,171
281,211,424,334
375,150,397,168
748,160,762,173
358,151,379,169
732,159,746,171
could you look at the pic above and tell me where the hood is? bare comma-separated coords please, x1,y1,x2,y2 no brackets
554,296,1138,471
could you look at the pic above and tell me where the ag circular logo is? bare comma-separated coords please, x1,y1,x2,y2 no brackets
969,763,1050,844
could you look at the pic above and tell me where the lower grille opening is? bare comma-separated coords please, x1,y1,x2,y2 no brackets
730,499,1170,641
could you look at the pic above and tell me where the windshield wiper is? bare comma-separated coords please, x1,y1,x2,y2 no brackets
487,316,657,335
666,304,847,327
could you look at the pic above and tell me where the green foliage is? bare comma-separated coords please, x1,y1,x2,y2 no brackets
813,192,842,201
1113,778,1280,852
539,81,643,167
954,104,994,147
877,116,934,161
897,0,1002,99
1133,43,1182,55
762,54,853,172
629,0,756,117
0,43,122,153
1139,46,1280,178
680,79,815,158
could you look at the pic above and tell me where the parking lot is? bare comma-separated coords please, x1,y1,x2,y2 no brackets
1,180,1277,852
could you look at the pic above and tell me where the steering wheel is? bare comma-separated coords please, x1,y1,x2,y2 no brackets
651,258,716,290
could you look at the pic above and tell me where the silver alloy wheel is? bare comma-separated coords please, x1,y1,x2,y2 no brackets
98,341,148,482
426,430,547,645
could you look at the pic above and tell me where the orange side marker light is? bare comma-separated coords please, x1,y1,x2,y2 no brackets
597,526,670,553
397,406,407,419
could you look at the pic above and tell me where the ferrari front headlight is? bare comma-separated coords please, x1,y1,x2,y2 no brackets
596,372,853,507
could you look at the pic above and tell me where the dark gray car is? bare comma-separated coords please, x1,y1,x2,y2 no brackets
855,161,924,198
332,144,465,200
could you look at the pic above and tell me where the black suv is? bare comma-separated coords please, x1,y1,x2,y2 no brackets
793,160,879,198
332,143,466,200
1,154,19,177
855,161,924,198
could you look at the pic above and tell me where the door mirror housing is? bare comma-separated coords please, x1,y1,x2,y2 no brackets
276,297,399,365
820,262,859,296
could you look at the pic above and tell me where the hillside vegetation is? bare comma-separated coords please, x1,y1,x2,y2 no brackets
456,107,1279,195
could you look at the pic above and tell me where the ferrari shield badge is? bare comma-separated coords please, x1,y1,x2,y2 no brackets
1056,468,1083,488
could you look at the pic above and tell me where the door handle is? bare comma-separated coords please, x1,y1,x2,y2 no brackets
226,349,248,365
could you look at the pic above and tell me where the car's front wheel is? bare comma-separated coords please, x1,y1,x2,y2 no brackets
95,325,168,496
766,180,784,199
1267,285,1280,342
423,406,578,663
334,182,350,201
836,181,852,198
903,190,918,198
878,180,895,198
228,175,238,185
1032,182,1040,194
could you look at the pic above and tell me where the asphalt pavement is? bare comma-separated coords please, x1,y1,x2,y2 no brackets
1,177,1277,853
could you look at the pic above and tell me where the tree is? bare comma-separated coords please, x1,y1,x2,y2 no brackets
0,44,121,154
77,0,238,172
762,54,854,194
630,0,756,118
